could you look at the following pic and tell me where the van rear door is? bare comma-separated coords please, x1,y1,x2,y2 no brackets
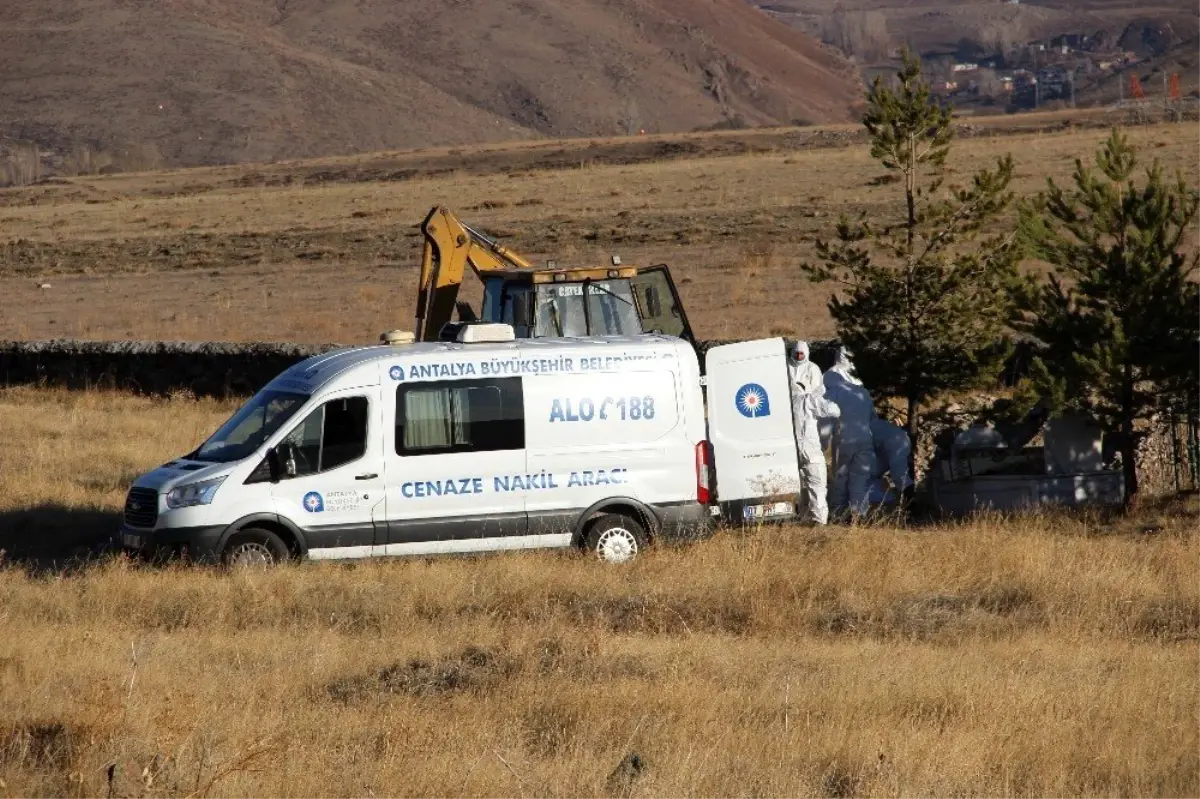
705,338,802,524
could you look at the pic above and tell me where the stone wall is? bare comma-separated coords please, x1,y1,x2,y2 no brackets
0,339,341,399
0,337,838,399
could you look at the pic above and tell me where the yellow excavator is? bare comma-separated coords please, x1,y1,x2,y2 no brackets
413,206,694,344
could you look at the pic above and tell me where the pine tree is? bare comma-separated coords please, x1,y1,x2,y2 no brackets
1015,128,1199,503
801,50,1021,443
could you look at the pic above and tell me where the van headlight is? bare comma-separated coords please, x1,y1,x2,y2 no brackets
166,477,227,509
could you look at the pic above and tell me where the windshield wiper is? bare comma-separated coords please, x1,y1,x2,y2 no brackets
584,280,635,308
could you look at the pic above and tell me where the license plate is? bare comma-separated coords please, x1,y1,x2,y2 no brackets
743,501,794,520
122,532,145,549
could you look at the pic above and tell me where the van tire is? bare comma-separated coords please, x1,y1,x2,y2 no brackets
584,513,648,564
222,527,290,568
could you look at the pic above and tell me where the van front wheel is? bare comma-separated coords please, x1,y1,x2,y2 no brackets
222,528,289,569
584,514,648,564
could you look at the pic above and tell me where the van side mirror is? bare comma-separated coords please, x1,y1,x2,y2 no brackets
266,447,283,482
272,442,298,479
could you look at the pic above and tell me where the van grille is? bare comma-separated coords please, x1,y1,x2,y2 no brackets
124,487,159,529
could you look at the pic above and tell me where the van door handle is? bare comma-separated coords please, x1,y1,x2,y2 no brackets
355,473,378,480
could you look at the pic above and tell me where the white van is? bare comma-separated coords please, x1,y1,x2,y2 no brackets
119,325,716,566
119,327,806,567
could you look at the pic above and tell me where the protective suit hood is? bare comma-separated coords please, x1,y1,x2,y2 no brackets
830,346,863,386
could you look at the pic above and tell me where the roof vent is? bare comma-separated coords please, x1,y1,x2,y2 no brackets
457,323,515,343
380,329,415,346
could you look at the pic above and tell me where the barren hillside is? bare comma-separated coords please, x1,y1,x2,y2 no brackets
0,0,862,169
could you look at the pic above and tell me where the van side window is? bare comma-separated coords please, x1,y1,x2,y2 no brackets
281,396,370,476
396,378,524,455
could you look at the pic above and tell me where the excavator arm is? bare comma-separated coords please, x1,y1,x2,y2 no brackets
414,206,534,341
411,204,694,345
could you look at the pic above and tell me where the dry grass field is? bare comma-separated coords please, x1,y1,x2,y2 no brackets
1,115,1197,797
0,387,1197,797
1,116,1195,345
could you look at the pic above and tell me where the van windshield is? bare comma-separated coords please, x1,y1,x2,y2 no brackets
191,390,309,463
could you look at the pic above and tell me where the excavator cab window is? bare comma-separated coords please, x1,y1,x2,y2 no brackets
631,265,694,343
481,278,505,325
481,276,643,338
533,281,640,338
482,278,536,338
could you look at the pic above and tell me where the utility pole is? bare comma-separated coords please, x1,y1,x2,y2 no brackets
1069,69,1076,108
1033,47,1040,109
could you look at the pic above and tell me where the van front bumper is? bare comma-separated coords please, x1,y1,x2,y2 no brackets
119,524,226,563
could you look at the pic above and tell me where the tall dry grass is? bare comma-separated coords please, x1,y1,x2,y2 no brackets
0,387,237,556
2,518,1195,797
0,388,1197,797
7,383,1200,791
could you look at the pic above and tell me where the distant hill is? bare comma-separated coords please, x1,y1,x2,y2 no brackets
0,0,862,171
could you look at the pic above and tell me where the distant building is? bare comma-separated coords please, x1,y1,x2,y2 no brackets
953,62,978,73
1051,34,1088,50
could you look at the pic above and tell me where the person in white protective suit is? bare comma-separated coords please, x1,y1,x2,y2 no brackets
788,341,839,525
822,347,877,518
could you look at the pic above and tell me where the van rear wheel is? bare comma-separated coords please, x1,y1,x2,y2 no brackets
222,528,289,569
584,513,648,564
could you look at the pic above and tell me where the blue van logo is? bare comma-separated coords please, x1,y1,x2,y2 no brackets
735,383,771,418
303,492,325,513
388,365,405,381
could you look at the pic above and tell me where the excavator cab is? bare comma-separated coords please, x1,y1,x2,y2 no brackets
477,267,695,343
480,268,649,339
414,205,695,344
